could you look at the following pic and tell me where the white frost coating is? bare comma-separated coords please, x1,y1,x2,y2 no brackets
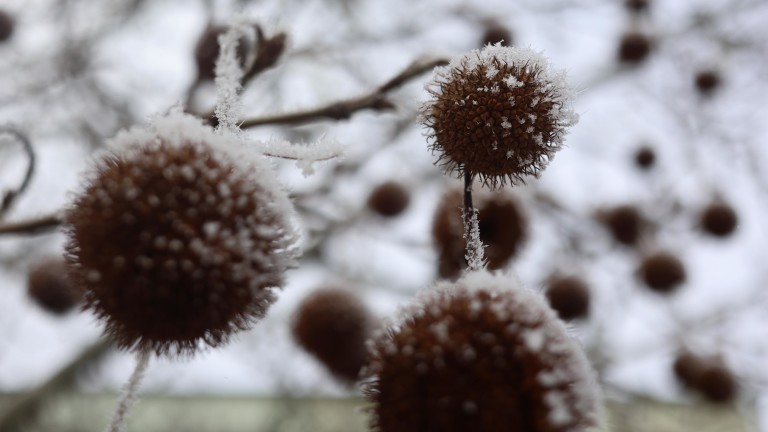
259,136,346,176
214,22,251,133
461,207,486,272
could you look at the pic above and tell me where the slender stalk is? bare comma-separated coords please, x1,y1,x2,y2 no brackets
462,171,485,271
106,348,151,432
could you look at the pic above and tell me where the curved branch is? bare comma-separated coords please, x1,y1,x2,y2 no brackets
0,213,62,236
0,127,36,219
240,57,448,128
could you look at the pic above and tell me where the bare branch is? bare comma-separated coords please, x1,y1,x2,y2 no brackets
0,128,36,219
0,214,62,236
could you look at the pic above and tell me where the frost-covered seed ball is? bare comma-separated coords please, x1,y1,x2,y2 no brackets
64,112,297,356
292,287,374,382
363,271,601,432
600,205,643,246
433,188,526,279
0,10,14,43
367,181,410,218
638,252,685,294
545,276,590,321
700,202,737,237
618,32,652,64
27,257,81,315
420,45,578,189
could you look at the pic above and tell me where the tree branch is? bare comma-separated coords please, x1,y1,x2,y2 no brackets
0,213,62,236
1,127,36,219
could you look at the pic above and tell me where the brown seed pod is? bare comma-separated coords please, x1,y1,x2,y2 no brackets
0,10,14,43
194,25,252,81
362,271,601,432
600,205,643,246
420,45,577,189
638,252,685,293
64,112,297,356
545,275,590,321
634,146,656,170
694,70,721,96
480,23,513,47
618,32,653,64
700,202,737,237
292,287,373,383
697,363,738,403
367,181,410,217
624,0,650,14
27,257,82,315
672,351,706,389
433,188,527,279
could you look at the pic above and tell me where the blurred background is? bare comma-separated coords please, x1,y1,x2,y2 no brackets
1,0,767,430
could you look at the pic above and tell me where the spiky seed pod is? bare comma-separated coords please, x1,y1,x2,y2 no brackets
420,45,578,189
194,25,252,81
700,202,737,237
367,181,410,217
292,287,373,382
618,32,652,64
600,205,643,246
624,0,649,14
362,271,601,432
433,188,527,279
545,275,590,321
695,70,721,96
480,24,513,47
27,257,82,315
638,252,685,294
698,363,738,403
0,10,14,43
634,146,656,170
64,111,298,356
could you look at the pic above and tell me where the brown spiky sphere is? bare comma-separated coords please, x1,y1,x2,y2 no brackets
618,32,652,64
367,181,410,217
27,257,82,315
292,287,373,382
420,45,577,189
700,202,738,237
634,146,656,170
601,205,643,246
433,188,527,279
64,114,296,356
695,70,721,96
194,25,251,81
480,24,513,47
0,10,13,43
545,275,590,321
638,252,685,293
362,271,600,432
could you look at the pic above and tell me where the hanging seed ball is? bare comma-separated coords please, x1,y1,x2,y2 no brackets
638,252,685,294
700,202,737,237
433,188,527,279
672,351,706,389
624,0,650,14
697,363,738,403
292,287,374,383
367,181,410,217
600,205,643,246
0,10,13,43
545,275,590,321
194,25,252,81
618,32,653,64
420,45,578,189
362,271,601,432
694,70,721,96
480,23,513,47
27,257,82,315
634,146,656,170
64,111,298,356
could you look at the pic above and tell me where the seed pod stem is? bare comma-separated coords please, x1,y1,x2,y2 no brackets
106,348,151,432
462,171,485,272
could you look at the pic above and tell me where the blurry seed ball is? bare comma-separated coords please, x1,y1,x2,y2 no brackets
292,287,373,382
634,146,656,170
673,351,706,389
420,44,578,189
694,70,721,96
433,188,527,279
0,10,13,42
600,205,643,246
638,251,685,294
367,181,410,217
698,363,738,403
363,271,601,432
700,202,738,237
480,23,513,47
545,275,590,321
624,0,650,14
27,257,82,315
64,111,298,356
618,32,653,64
194,24,253,81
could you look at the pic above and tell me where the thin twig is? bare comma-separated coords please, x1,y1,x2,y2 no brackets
0,213,62,235
0,127,36,219
106,348,151,432
462,171,485,272
239,57,448,128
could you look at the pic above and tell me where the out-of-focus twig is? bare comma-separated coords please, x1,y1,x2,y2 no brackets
0,213,62,236
0,128,36,220
239,57,448,128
